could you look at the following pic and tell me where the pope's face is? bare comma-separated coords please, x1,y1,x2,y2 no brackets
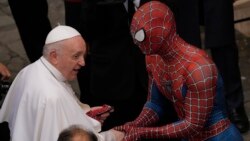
56,36,86,81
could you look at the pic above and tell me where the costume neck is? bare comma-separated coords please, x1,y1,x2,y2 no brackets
157,33,185,64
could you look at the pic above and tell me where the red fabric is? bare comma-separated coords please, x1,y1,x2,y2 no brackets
115,107,159,130
86,104,113,121
117,119,230,141
115,1,231,141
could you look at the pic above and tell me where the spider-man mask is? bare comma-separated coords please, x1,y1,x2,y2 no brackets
130,1,177,55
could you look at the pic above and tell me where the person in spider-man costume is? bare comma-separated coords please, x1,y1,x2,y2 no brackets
114,1,243,141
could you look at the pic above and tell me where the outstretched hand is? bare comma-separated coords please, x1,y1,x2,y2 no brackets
114,124,134,133
114,125,142,141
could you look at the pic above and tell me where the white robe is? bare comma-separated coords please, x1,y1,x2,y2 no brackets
0,57,115,141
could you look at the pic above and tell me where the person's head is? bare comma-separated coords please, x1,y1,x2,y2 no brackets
58,125,98,141
130,1,177,55
43,25,86,81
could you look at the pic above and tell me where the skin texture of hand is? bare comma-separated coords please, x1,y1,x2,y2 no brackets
110,129,125,141
0,63,11,80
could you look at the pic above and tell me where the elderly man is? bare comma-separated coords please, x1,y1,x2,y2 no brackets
0,25,123,141
58,125,98,141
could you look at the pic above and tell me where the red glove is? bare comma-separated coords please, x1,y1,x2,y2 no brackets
114,124,134,133
115,125,142,141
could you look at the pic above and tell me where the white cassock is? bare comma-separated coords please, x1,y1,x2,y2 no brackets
0,57,115,141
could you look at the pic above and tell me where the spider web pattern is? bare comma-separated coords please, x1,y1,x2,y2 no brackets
131,0,176,55
122,1,231,141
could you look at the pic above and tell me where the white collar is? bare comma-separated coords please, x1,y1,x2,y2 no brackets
124,0,140,11
40,56,66,82
133,0,140,8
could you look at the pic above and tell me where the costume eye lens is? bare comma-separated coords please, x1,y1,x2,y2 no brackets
134,29,145,42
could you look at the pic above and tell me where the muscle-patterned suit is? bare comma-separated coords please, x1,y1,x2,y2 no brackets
115,1,243,141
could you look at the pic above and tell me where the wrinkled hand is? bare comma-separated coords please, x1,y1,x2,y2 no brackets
0,63,11,80
110,129,125,141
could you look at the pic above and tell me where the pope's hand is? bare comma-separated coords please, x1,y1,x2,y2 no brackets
110,129,125,141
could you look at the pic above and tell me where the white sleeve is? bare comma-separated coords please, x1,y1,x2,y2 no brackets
100,130,116,141
100,129,124,141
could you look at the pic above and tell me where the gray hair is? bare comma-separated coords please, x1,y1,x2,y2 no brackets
57,125,98,141
43,41,65,59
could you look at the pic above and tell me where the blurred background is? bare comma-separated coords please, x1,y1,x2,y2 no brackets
0,0,250,139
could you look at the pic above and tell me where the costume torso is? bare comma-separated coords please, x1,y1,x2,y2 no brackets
146,38,213,118
146,43,231,140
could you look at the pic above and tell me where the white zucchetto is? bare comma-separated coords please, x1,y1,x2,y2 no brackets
45,25,81,44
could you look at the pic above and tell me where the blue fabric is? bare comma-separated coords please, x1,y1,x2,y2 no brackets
145,82,170,118
182,124,243,141
205,74,228,126
207,124,243,141
150,74,243,140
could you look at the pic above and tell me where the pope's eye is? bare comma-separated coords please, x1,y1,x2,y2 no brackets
134,29,145,42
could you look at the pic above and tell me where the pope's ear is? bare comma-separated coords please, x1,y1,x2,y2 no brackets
49,49,58,64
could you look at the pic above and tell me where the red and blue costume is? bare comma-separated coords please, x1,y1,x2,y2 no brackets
115,1,243,141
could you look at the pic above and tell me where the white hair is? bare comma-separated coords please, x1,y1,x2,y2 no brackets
43,41,65,59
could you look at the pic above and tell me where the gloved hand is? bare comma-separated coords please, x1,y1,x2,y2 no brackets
114,125,143,141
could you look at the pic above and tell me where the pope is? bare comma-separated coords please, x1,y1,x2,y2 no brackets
0,25,124,141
